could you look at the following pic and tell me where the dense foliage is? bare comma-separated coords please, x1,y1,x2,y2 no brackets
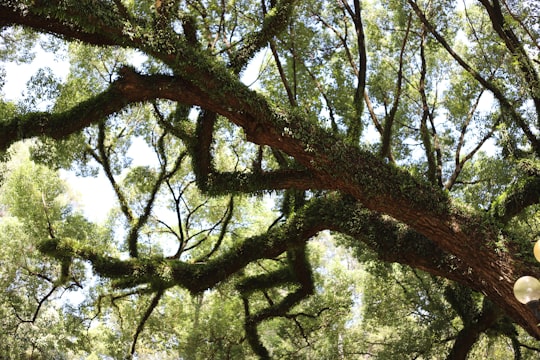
1,0,540,358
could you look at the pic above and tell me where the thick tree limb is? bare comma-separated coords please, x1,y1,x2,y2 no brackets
446,299,501,360
240,244,314,358
229,0,298,72
33,195,485,305
0,1,127,47
3,1,540,339
36,191,540,337
3,62,538,336
204,170,327,195
490,176,540,224
191,110,217,188
0,74,133,151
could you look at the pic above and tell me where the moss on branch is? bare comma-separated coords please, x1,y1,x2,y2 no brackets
239,244,314,358
0,75,132,152
3,0,540,344
36,194,466,295
490,176,540,224
229,0,299,72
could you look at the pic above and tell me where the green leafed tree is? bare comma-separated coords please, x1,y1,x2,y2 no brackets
1,0,540,358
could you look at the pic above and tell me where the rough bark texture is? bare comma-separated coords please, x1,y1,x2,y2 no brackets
1,0,540,344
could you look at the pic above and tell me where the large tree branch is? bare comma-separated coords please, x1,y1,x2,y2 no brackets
29,195,485,305
2,63,536,333
229,0,298,73
0,1,128,47
490,176,540,224
36,195,329,293
187,107,325,194
36,189,540,338
0,1,187,75
446,299,501,360
3,4,540,337
0,67,151,151
240,244,314,358
204,170,328,195
0,62,512,264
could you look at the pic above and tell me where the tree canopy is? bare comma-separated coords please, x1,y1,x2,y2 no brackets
1,0,540,358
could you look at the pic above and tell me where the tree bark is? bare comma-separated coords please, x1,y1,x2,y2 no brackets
1,0,540,340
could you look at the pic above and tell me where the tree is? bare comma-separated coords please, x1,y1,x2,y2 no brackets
0,144,103,359
1,0,540,358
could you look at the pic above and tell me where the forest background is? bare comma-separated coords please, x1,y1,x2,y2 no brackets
1,0,540,359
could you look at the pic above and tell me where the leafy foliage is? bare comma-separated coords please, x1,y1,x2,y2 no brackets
1,0,540,358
